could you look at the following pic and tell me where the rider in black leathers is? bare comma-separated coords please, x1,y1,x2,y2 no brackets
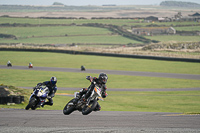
34,77,57,107
73,73,108,111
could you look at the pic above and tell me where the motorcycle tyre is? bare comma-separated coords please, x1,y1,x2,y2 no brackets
63,99,76,115
31,107,36,110
82,100,97,115
25,97,36,110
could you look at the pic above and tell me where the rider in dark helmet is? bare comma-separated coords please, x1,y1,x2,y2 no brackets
35,76,58,107
73,73,108,111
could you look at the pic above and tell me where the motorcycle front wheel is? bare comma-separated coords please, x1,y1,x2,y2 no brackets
63,99,76,115
25,97,36,110
82,100,97,115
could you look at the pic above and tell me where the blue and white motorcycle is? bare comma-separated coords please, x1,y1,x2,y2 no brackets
25,85,49,110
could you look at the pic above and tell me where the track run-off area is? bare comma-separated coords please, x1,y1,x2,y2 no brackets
0,65,200,132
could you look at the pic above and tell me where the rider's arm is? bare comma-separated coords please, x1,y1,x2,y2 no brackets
48,86,57,98
53,86,57,94
38,81,49,86
101,85,108,98
35,81,47,90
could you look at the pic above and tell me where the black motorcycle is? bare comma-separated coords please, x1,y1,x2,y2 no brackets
63,85,104,115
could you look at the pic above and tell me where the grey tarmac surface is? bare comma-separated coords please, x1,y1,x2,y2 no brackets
1,65,200,80
0,109,200,133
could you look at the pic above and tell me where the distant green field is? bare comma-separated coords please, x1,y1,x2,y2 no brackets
0,17,200,44
0,23,141,44
175,26,200,31
0,26,112,37
146,35,200,42
0,35,138,44
1,51,200,74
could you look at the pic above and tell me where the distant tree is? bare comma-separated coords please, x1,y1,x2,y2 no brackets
53,2,64,5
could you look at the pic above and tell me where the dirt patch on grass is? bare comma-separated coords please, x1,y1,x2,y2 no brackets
0,86,10,96
66,46,200,59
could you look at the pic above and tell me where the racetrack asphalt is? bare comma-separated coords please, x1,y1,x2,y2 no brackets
0,109,200,133
1,65,200,132
1,65,200,80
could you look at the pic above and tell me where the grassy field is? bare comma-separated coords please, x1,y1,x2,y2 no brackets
174,26,200,31
0,51,200,113
146,35,200,42
0,17,200,44
0,26,113,37
0,51,200,74
0,15,200,113
0,35,138,44
0,24,141,44
1,69,199,89
103,91,200,112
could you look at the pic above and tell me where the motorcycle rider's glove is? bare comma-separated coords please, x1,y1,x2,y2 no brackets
86,76,91,80
102,92,107,98
37,83,43,86
33,87,36,91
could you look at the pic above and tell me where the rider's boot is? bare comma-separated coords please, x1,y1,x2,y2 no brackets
44,98,53,106
41,103,45,107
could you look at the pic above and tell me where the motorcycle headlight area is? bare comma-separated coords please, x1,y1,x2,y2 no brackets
37,91,43,97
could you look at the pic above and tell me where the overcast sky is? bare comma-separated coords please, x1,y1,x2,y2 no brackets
0,0,200,6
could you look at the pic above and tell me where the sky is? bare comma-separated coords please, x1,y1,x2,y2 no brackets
0,0,200,6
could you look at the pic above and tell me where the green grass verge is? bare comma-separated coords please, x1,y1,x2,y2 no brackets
1,51,200,75
0,69,199,89
102,91,200,113
1,87,200,113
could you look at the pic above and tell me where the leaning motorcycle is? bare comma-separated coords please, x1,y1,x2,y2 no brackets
63,85,104,115
25,85,49,110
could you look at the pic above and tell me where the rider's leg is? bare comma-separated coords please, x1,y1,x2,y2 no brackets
73,88,87,104
85,84,95,99
45,98,53,106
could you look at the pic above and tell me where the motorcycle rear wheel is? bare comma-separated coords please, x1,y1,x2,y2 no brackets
63,99,75,115
82,100,97,115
